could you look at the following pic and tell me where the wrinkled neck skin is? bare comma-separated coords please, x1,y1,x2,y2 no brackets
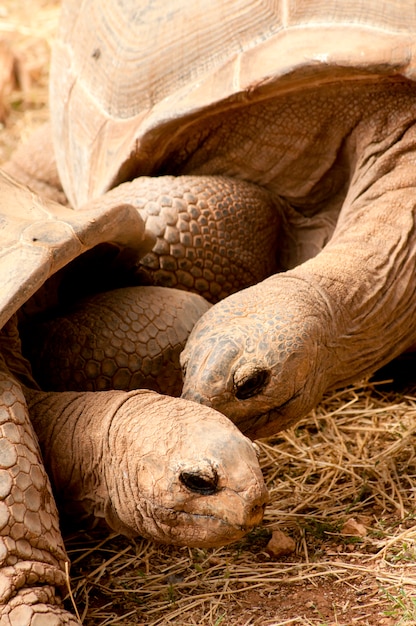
182,81,416,438
25,386,121,527
293,94,416,378
25,388,169,534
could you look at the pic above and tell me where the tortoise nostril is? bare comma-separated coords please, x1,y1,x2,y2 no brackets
180,469,219,495
181,388,208,405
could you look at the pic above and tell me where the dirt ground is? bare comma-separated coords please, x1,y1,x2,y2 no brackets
2,2,416,625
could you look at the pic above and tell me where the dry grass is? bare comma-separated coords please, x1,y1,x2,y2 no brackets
0,0,58,161
2,2,416,625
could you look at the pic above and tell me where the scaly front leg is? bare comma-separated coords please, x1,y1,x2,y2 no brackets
0,362,79,625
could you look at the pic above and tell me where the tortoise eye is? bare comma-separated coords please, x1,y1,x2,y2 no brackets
180,470,219,495
235,369,270,400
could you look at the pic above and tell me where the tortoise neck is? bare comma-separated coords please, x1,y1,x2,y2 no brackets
25,387,110,525
290,112,416,385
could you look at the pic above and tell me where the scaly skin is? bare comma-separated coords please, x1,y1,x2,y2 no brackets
86,175,279,302
4,133,280,304
0,348,79,624
181,81,416,438
22,286,211,396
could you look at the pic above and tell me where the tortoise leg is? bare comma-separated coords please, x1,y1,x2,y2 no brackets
4,128,280,302
0,325,80,624
80,174,281,302
22,286,211,395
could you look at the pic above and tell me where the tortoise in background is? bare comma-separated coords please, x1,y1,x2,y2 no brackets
46,0,416,437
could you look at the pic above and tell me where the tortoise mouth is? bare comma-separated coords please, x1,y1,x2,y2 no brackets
182,382,306,434
236,388,306,439
141,501,259,548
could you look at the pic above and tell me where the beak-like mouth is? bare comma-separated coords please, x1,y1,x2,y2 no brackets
139,480,268,547
144,502,265,548
241,387,307,439
183,387,305,440
236,410,275,439
237,406,294,439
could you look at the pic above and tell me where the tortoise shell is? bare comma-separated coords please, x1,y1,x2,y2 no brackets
51,0,416,207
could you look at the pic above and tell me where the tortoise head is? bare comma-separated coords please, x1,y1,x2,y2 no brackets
102,390,268,547
181,275,334,439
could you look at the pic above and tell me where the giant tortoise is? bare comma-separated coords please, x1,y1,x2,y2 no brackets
0,171,268,625
3,0,416,622
41,0,416,439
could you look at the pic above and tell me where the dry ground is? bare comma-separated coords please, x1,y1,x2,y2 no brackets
1,2,416,625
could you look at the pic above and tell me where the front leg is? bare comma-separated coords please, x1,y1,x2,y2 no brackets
81,174,280,303
182,104,416,438
0,332,79,625
5,127,280,303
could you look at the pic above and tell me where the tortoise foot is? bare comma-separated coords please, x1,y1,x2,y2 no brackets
1,587,81,625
